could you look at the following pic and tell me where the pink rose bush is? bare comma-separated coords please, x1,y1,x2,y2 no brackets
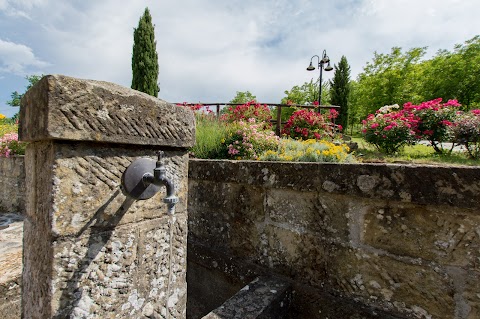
362,106,419,154
404,98,461,153
221,100,272,126
362,98,468,155
282,109,341,141
450,109,480,159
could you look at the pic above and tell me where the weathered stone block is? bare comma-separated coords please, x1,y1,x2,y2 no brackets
202,276,292,319
188,160,480,208
188,180,264,257
461,270,480,319
256,225,329,288
326,245,456,318
25,142,188,237
363,203,480,269
0,157,25,214
265,189,350,241
20,75,195,148
0,218,22,319
46,217,185,318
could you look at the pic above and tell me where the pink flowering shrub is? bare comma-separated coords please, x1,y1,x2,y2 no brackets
450,109,480,159
404,98,461,153
0,133,27,157
282,109,340,141
224,119,279,160
362,99,463,154
221,101,272,126
362,107,419,154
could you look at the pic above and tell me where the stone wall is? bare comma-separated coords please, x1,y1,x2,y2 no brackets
188,160,480,319
0,156,25,214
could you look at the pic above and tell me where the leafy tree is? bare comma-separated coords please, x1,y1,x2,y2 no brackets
131,7,159,97
281,79,330,121
421,36,480,108
281,79,330,105
329,56,351,130
350,47,426,121
7,74,43,107
229,91,256,104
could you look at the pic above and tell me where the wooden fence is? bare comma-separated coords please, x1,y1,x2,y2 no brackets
176,102,340,136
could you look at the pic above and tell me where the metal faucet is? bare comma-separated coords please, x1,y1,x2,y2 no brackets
121,151,179,214
142,151,179,214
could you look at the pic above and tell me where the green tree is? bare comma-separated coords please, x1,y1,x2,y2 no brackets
329,56,351,131
350,47,426,120
280,79,330,121
281,79,330,105
229,91,256,104
421,36,480,108
7,74,43,107
131,7,159,97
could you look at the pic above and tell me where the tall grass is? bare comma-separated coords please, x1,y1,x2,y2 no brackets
189,114,233,159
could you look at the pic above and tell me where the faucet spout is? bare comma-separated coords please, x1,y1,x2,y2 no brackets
142,151,179,214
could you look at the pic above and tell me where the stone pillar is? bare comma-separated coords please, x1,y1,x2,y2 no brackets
19,75,195,319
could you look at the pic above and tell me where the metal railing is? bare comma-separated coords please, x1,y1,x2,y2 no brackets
175,102,340,136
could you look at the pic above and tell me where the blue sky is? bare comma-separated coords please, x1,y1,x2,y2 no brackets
1,0,479,118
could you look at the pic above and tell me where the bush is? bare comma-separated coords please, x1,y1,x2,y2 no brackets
361,106,418,154
450,109,480,159
0,132,27,157
221,101,272,125
223,119,279,160
282,109,340,141
404,98,461,153
259,138,353,163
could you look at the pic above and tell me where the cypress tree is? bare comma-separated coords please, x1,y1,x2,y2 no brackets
330,56,351,131
131,8,159,97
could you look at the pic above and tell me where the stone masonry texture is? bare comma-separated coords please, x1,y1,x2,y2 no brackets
19,75,195,148
19,75,194,319
188,160,480,319
0,157,25,214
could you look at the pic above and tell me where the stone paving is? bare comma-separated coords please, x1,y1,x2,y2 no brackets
0,213,23,319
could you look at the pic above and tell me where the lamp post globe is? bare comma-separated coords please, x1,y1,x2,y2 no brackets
306,50,333,112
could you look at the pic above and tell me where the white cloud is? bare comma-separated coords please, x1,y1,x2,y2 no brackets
0,39,48,75
0,0,479,106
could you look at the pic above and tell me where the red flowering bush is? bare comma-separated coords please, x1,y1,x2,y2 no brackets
362,107,419,154
282,109,340,141
450,109,480,159
404,98,461,153
221,101,272,125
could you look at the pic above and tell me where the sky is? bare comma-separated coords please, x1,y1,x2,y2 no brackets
0,0,479,118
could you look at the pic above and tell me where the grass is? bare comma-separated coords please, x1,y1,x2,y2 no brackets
189,115,233,159
352,137,480,166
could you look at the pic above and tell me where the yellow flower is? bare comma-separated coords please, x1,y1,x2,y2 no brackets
0,114,5,119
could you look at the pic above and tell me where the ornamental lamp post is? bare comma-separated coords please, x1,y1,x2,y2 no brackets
306,50,333,112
